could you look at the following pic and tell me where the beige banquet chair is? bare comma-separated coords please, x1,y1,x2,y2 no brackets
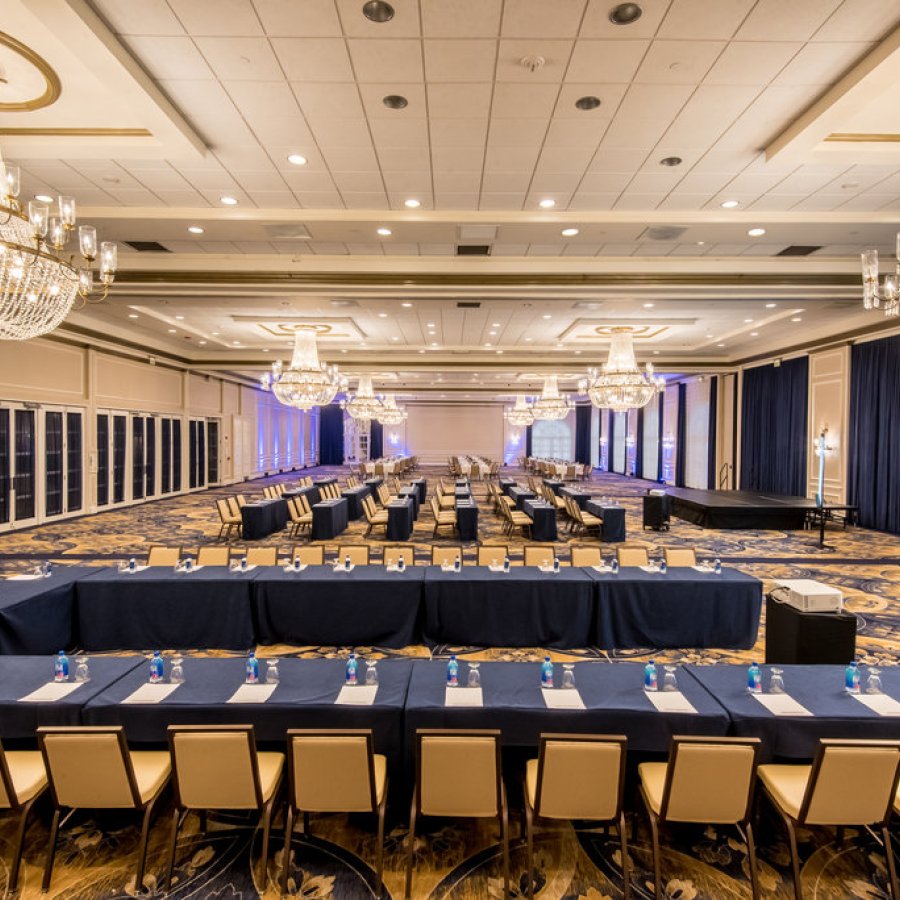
292,545,324,566
477,545,509,567
384,545,415,567
523,545,555,568
430,497,457,538
337,545,370,566
570,545,602,567
197,546,230,567
664,547,697,567
0,740,49,891
245,546,278,567
288,496,313,538
363,495,389,538
431,546,462,567
216,499,242,541
147,545,182,567
38,726,171,893
616,545,650,567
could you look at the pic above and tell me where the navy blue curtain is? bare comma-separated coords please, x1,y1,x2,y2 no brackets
525,424,532,458
657,394,664,482
319,405,344,465
370,420,383,460
707,376,718,489
849,335,900,533
574,405,591,465
740,357,808,495
635,408,644,479
607,411,616,473
675,383,687,486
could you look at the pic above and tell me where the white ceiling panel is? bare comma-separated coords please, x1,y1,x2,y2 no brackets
421,0,503,38
246,189,298,207
565,40,649,83
812,0,900,42
497,40,574,82
339,192,389,209
332,172,385,193
423,39,498,82
382,172,432,192
482,172,532,192
491,83,562,118
434,192,479,208
295,190,346,207
487,117,548,146
544,117,612,148
194,37,284,81
336,0,422,37
479,193,526,209
225,82,313,145
660,84,761,147
433,172,482,192
348,40,425,82
431,145,486,171
772,42,873,86
429,118,490,147
633,40,727,84
658,0,756,39
369,118,430,147
271,38,355,81
426,83,493,118
94,0,185,35
379,146,432,171
254,0,343,37
291,82,365,119
311,118,373,148
124,36,214,80
484,144,542,172
167,0,264,36
535,146,594,173
736,0,843,41
704,41,803,86
501,0,588,39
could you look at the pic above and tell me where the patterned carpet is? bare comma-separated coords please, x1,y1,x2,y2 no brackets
0,465,898,898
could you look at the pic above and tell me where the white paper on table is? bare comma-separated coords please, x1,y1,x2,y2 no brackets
122,565,149,574
692,565,714,573
644,691,699,714
227,684,277,704
592,565,613,573
18,682,83,702
335,685,378,706
122,683,180,704
332,564,355,573
282,564,307,573
230,564,257,574
751,692,813,716
488,564,507,572
444,687,483,707
542,689,586,710
639,565,661,573
7,573,44,581
851,693,900,716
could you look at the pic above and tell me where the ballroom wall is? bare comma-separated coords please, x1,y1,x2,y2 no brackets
404,402,504,465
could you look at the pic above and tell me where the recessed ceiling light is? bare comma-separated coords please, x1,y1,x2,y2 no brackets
362,0,394,23
542,314,552,320
720,199,739,209
765,303,777,309
187,225,204,234
496,350,503,355
426,322,435,327
220,195,238,206
659,156,682,167
561,227,579,237
539,198,556,209
287,153,307,166
263,348,270,353
342,349,348,354
418,349,425,354
377,227,392,236
128,313,139,319
489,331,497,336
575,95,601,111
744,318,753,323
652,350,659,355
484,343,492,348
791,317,802,323
198,340,207,345
168,328,177,334
174,315,184,321
750,331,759,336
609,2,643,25
404,198,421,208
383,94,408,110
35,194,53,203
524,337,533,342
233,340,241,345
430,342,439,348
391,336,399,341
491,322,501,327
643,303,654,308
717,343,725,348
211,331,220,336
401,302,413,308
575,350,582,355
748,227,766,237
705,333,714,339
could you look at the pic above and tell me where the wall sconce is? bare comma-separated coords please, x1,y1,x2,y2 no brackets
625,434,636,448
389,432,400,446
662,434,675,451
511,431,521,444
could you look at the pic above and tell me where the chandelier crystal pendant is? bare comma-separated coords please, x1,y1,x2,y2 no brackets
585,327,664,412
861,233,900,317
260,328,345,409
342,375,384,421
376,393,408,425
531,375,574,421
0,163,117,340
504,394,534,426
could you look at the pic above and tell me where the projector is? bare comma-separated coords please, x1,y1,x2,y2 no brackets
771,580,843,614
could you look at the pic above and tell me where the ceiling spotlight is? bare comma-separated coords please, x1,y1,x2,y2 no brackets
426,322,435,327
128,314,139,319
539,198,556,209
659,156,682,167
401,302,413,308
188,225,204,234
652,350,659,355
491,322,500,327
362,0,394,23
430,342,439,348
383,94,408,110
168,329,177,334
765,303,777,308
717,343,725,348
609,3,643,25
403,198,421,208
35,194,53,203
561,227,579,236
524,337,533,342
643,302,654,308
377,227,392,236
378,312,387,318
211,331,220,336
175,315,185,320
575,95,601,110
484,343,492,348
496,350,504,355
542,314,552,320
232,340,241,345
791,317,802,323
287,153,307,166
750,331,759,336
391,336,399,341
748,227,766,237
744,318,753,323
721,199,739,209
198,340,207,345
220,195,238,206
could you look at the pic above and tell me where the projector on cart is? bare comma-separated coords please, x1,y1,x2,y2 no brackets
771,579,843,614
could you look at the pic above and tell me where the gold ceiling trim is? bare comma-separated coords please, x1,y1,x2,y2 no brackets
0,32,61,112
0,127,152,137
824,133,900,143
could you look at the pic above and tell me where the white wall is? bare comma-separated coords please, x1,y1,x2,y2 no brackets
662,386,679,484
405,403,504,464
684,378,711,489
806,347,849,504
642,394,660,481
612,411,626,473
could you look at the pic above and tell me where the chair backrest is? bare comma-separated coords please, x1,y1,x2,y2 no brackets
363,496,380,521
664,547,697,567
416,730,501,818
263,486,275,499
534,734,626,821
659,737,760,824
377,485,391,505
235,494,247,507
293,545,324,565
197,546,230,567
524,545,555,568
275,483,285,496
566,465,576,478
477,545,509,566
298,494,312,514
384,545,414,566
287,730,377,813
38,727,139,809
374,463,384,476
147,546,181,567
616,545,649,567
227,497,242,517
432,546,461,566
571,546,602,567
800,740,900,826
246,546,278,567
216,498,232,522
338,545,369,566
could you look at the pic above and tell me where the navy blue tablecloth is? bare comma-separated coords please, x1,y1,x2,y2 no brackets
586,567,762,650
364,478,383,492
75,566,257,651
409,478,427,504
422,567,594,648
0,566,95,653
685,664,900,760
341,486,371,520
499,478,516,495
522,499,558,541
241,498,288,539
508,486,536,509
387,498,415,541
252,566,424,647
405,660,728,752
284,484,321,505
456,502,479,541
543,479,564,495
314,478,337,489
398,487,420,517
585,501,627,542
561,487,591,509
83,657,411,754
311,498,349,540
0,655,142,738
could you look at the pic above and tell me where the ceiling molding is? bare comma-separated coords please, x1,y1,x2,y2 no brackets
0,30,60,111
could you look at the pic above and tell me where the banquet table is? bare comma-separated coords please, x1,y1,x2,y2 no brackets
685,664,900,760
283,484,321,505
405,660,729,752
387,498,415,541
313,477,337,489
586,566,762,650
455,501,479,542
0,566,95,654
508,486,536,509
585,501,627,542
543,479,565,495
0,655,143,738
521,498,558,542
341,486,371,520
75,566,257,651
561,486,591,508
398,486,420,517
499,478,516,495
311,498,349,540
364,477,383,493
83,657,412,755
409,478,427,505
252,565,424,647
241,498,288,540
422,566,594,648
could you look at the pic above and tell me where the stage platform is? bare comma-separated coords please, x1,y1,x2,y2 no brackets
666,487,816,530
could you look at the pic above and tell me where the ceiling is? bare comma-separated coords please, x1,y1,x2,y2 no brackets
3,0,900,397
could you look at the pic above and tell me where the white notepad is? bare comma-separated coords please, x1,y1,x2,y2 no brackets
332,564,355,573
644,691,699,714
227,684,277,704
444,687,483,707
7,573,44,581
335,685,378,706
592,565,613,573
542,689,586,710
18,682,83,702
282,564,307,573
751,692,812,716
122,683,180,704
692,565,714,573
639,565,661,573
851,693,900,716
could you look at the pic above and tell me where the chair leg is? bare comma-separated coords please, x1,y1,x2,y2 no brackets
744,822,759,900
42,807,61,892
281,805,295,896
883,826,899,900
8,798,35,892
258,797,275,888
619,811,631,900
500,787,510,898
782,814,803,900
647,809,662,900
375,790,387,899
134,796,158,893
524,801,534,900
405,794,418,900
165,807,182,890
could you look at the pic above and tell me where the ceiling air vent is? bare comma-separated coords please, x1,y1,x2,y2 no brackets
123,241,171,253
639,226,688,241
456,301,481,308
456,244,491,256
776,245,822,257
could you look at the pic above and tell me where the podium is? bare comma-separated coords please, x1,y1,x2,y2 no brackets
642,492,670,531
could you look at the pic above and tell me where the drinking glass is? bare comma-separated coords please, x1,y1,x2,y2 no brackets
467,661,481,688
769,667,785,694
662,665,678,692
169,656,185,685
74,655,91,683
866,667,883,694
365,660,379,686
562,663,576,690
265,659,280,685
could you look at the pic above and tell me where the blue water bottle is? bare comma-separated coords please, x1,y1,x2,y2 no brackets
184,557,193,573
714,558,722,575
345,652,358,685
453,556,461,573
42,560,52,577
503,555,510,573
150,651,164,683
447,654,459,687
293,556,302,572
659,558,667,574
240,556,248,573
54,651,69,682
246,651,259,684
845,660,860,694
345,554,351,571
553,557,560,574
397,556,406,572
747,661,762,693
128,557,136,573
611,557,619,574
541,656,554,689
644,659,658,691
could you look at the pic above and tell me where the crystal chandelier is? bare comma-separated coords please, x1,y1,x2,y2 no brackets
260,328,345,409
0,163,117,340
584,327,664,412
376,393,407,425
504,394,534,426
531,375,573,420
342,375,384,420
861,233,900,317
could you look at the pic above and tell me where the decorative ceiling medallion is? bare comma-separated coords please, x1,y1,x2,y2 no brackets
592,324,669,339
0,32,61,112
247,317,365,341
